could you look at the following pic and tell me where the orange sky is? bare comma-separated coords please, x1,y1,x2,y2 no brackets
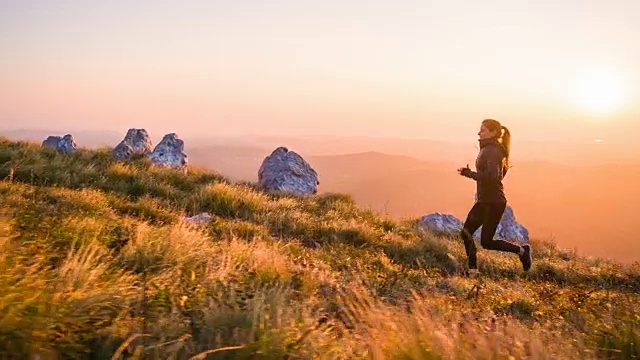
1,0,639,143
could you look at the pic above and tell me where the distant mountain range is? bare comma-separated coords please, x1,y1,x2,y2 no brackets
4,128,639,165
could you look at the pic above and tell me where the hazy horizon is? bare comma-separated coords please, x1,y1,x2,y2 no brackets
2,0,640,144
4,126,640,166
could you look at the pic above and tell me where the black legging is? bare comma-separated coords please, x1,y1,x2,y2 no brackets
460,201,521,269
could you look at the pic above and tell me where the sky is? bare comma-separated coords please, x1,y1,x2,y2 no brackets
1,0,639,143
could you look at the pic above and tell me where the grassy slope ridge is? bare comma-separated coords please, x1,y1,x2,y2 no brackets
0,138,639,359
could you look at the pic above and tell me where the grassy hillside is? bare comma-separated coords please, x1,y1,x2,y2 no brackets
0,138,639,359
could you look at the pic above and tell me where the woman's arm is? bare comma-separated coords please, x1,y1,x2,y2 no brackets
459,147,503,182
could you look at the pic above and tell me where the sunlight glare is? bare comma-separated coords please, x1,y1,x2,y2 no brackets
572,68,626,115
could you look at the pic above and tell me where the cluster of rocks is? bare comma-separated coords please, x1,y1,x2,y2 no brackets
42,134,77,154
41,130,320,194
42,128,188,172
112,129,188,172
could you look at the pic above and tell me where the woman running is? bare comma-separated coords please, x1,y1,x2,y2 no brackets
457,119,532,274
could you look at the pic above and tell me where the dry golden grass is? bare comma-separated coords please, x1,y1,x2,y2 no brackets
0,138,638,359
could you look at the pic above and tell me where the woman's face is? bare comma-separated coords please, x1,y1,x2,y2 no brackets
478,123,498,140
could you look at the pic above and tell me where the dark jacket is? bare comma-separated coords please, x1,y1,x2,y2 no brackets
460,138,508,203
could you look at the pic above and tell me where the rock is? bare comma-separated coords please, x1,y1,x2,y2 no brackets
419,212,463,236
112,128,153,160
419,201,529,245
147,133,188,171
471,193,529,245
42,134,76,154
42,136,62,149
112,142,134,161
258,147,319,196
475,205,529,245
184,212,212,225
57,134,77,154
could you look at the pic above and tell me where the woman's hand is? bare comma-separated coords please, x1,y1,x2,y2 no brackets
457,164,473,178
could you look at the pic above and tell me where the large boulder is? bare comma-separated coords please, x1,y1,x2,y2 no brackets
112,128,153,160
42,136,62,149
419,213,463,236
258,147,319,196
42,134,77,154
147,133,188,171
57,134,77,154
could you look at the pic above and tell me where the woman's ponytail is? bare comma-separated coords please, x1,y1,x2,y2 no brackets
481,119,512,171
500,125,511,169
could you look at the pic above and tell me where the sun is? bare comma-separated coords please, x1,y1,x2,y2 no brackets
571,68,626,115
